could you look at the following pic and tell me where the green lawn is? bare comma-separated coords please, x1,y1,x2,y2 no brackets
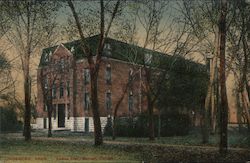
0,130,249,162
0,137,142,163
103,130,250,148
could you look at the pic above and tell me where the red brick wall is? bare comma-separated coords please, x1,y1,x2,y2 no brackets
36,45,146,118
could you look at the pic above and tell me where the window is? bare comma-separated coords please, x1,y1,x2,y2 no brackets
60,82,64,98
84,68,90,84
52,84,56,99
44,76,48,90
45,52,50,62
106,64,111,84
44,104,48,112
60,58,65,69
84,92,90,111
53,104,56,120
67,104,70,119
129,68,133,82
85,118,89,133
128,91,133,111
67,81,70,97
70,46,75,53
104,43,111,56
106,91,112,110
144,53,152,64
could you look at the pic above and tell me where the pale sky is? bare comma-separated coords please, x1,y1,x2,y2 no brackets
0,1,221,105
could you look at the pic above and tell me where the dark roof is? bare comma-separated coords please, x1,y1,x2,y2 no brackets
39,34,207,75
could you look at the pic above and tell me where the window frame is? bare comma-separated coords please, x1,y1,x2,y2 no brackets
84,68,90,85
53,104,56,120
84,92,90,111
106,91,112,110
128,91,134,111
106,64,111,84
59,82,64,98
52,83,56,99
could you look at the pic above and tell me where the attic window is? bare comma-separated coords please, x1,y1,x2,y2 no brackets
104,43,111,56
144,53,152,64
60,58,65,69
70,46,75,53
44,54,49,62
44,51,52,63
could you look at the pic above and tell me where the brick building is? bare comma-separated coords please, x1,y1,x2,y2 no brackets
36,35,156,132
36,35,206,132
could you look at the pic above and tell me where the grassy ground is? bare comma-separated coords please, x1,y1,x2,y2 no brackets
0,136,142,162
27,128,250,148
0,129,250,162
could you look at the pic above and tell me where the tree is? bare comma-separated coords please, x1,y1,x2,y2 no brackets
39,56,72,137
227,0,250,131
0,52,14,97
178,0,222,143
112,64,141,140
125,0,200,141
218,0,228,154
0,1,59,141
67,0,121,145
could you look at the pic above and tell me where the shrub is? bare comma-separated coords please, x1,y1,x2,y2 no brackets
104,112,191,137
160,112,191,136
0,107,23,132
103,117,113,136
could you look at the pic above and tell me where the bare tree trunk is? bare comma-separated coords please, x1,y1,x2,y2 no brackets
112,116,117,140
24,72,31,141
48,104,52,137
203,27,219,141
67,0,121,146
47,89,53,137
236,92,243,133
241,34,250,129
72,59,77,131
219,0,228,154
91,71,103,145
241,87,250,130
112,76,132,140
148,96,155,141
211,80,217,134
157,111,161,139
112,86,128,140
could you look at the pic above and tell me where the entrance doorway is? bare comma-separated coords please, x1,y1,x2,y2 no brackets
58,104,65,128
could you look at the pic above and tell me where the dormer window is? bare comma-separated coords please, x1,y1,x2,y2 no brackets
45,51,52,62
44,54,49,62
104,43,111,56
70,46,75,53
144,53,152,64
